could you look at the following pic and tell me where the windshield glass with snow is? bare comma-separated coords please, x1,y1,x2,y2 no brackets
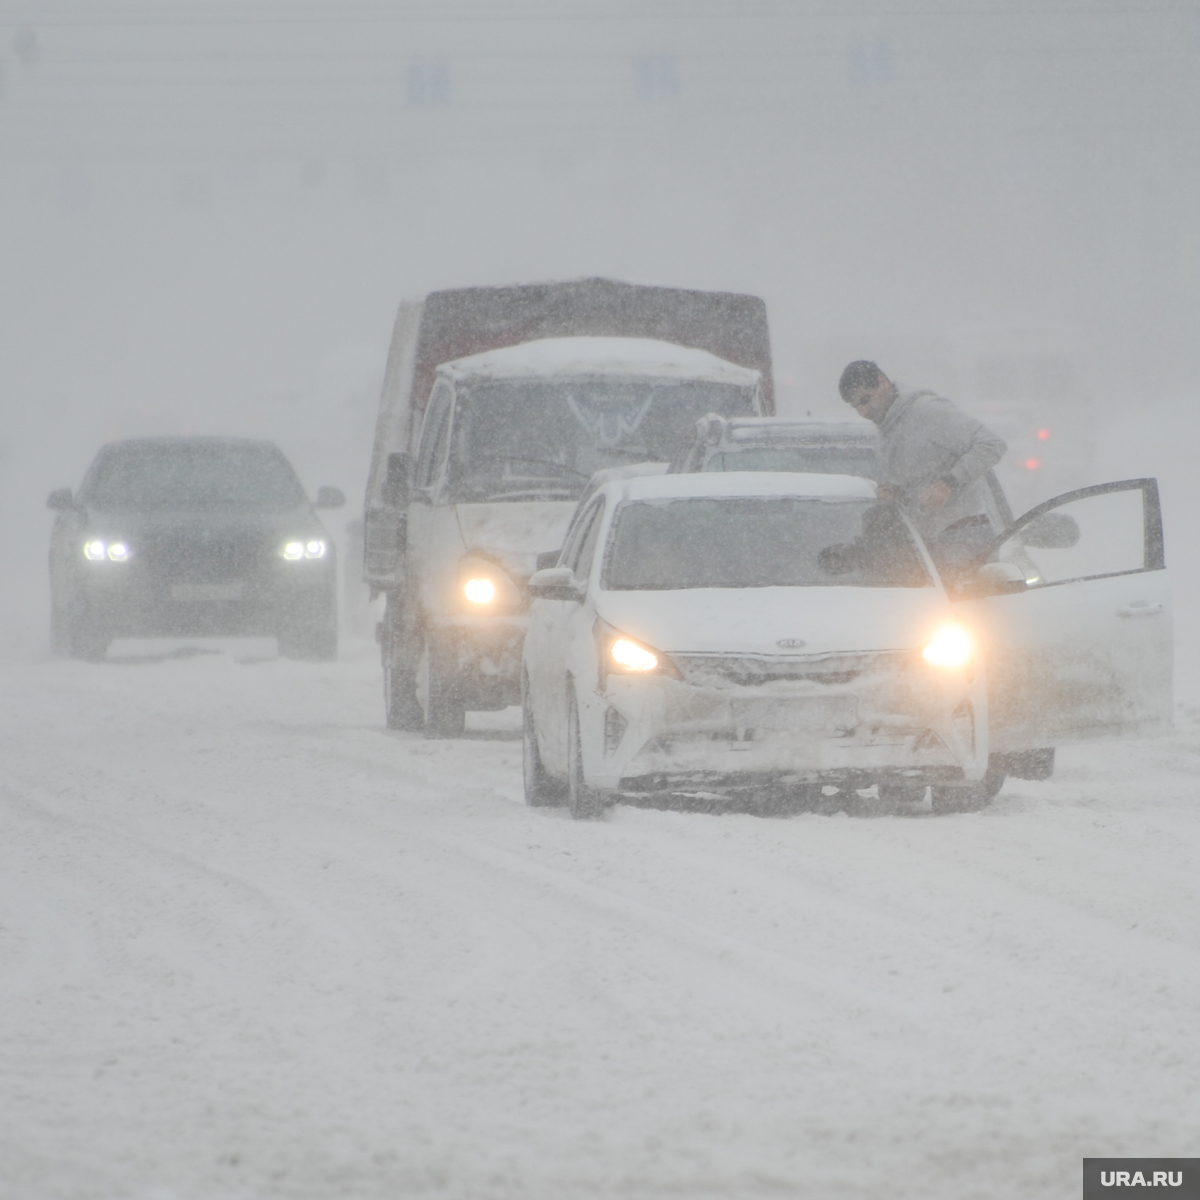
450,377,755,502
604,497,931,590
83,443,308,511
704,446,878,478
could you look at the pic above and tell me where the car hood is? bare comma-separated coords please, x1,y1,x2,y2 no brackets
455,501,578,578
595,586,951,657
82,505,324,540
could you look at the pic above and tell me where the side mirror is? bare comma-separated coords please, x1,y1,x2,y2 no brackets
315,486,345,509
528,566,585,602
384,452,410,508
1021,511,1080,550
47,488,75,511
535,549,560,572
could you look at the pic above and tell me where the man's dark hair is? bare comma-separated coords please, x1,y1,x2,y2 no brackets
839,360,884,400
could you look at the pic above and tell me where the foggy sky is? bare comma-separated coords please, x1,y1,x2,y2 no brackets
2,0,1196,656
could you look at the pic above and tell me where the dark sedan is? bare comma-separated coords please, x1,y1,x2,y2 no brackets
48,437,343,660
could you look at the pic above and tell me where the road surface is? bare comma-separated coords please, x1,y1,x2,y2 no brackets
3,640,1199,1199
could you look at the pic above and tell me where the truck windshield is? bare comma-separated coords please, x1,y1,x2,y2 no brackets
84,443,307,512
450,377,755,502
604,497,931,590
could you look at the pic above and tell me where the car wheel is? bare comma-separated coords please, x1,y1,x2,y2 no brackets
62,602,109,661
384,661,423,731
420,637,465,739
567,694,606,820
931,761,1006,814
523,676,564,808
278,618,337,662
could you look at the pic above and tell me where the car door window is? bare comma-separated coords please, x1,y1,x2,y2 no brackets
415,383,453,492
563,501,604,581
997,479,1162,588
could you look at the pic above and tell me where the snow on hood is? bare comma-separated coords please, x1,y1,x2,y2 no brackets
439,337,761,388
595,586,951,658
455,501,578,577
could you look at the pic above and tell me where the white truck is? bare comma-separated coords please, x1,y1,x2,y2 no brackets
363,278,774,734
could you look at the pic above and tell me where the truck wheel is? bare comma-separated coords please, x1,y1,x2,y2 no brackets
931,761,1006,814
384,663,424,731
523,677,564,807
421,639,466,738
567,695,606,820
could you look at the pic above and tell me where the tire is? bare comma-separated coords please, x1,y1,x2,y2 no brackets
421,637,466,739
523,678,565,807
567,694,606,820
64,606,109,661
931,760,1006,814
384,661,424,731
279,618,337,662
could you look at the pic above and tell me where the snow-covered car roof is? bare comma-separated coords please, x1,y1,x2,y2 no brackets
699,416,873,446
606,470,878,505
437,336,762,387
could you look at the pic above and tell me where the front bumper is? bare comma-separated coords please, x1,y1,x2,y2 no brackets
429,614,528,710
590,651,985,792
77,563,334,637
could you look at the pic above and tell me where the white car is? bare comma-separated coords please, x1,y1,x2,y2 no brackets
521,471,1172,819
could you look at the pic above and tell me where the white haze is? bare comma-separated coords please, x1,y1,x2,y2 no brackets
3,6,1200,1198
2,1,1198,656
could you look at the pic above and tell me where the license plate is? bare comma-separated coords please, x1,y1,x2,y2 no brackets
170,582,244,602
731,695,857,732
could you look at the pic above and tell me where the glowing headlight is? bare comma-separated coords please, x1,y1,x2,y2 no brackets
922,624,973,669
83,539,131,562
456,557,520,610
281,539,326,561
463,577,496,605
611,638,658,673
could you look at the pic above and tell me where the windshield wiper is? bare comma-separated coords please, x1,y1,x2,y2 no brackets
470,454,591,481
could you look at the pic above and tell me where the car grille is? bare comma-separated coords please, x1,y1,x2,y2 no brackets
142,530,265,584
671,651,909,688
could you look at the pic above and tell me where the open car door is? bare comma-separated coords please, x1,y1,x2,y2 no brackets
954,479,1172,754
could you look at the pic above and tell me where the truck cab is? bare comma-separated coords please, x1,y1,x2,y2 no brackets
384,337,764,734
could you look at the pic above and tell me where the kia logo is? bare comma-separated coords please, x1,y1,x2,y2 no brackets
777,638,806,649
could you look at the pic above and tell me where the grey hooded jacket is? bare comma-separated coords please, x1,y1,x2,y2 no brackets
878,385,1006,539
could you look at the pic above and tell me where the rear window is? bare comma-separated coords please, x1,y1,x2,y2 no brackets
704,446,878,479
604,496,930,590
84,443,307,511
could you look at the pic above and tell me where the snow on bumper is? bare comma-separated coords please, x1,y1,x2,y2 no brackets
592,651,985,789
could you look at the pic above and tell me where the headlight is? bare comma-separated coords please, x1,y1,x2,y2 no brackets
281,539,327,561
456,557,520,610
596,620,680,685
83,539,132,562
922,624,973,669
463,577,496,605
611,638,658,673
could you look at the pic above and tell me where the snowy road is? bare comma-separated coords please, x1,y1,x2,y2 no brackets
3,642,1200,1199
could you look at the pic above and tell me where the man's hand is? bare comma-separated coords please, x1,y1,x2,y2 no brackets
876,482,904,505
915,478,955,510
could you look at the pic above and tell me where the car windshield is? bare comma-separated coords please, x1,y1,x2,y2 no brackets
84,443,307,511
704,446,878,479
604,496,931,589
450,377,755,503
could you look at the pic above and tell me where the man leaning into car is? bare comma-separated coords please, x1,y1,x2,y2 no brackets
839,360,1006,565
